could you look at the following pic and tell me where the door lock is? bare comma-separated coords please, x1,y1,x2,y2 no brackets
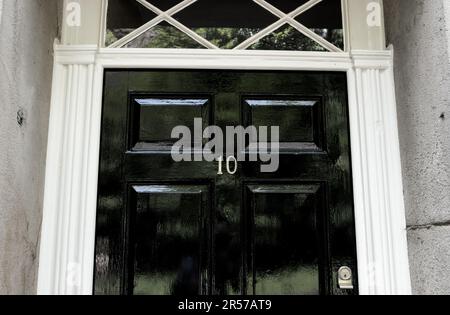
338,266,354,290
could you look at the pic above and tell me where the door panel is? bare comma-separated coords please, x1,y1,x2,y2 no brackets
244,184,325,295
128,184,210,295
94,70,357,295
243,97,325,152
129,96,211,152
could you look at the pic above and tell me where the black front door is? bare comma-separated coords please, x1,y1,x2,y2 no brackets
94,70,357,295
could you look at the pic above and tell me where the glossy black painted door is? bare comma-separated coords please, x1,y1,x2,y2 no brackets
94,70,357,295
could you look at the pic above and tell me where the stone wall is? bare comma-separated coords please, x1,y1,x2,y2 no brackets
384,0,450,294
0,0,60,294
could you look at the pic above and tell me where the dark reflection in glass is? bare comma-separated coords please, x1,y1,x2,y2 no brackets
248,24,327,51
148,0,184,11
295,0,344,50
131,185,208,295
174,0,278,49
265,0,310,13
247,185,322,295
106,0,157,46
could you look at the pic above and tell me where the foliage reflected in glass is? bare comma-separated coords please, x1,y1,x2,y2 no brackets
124,22,205,49
106,0,344,50
173,0,278,49
248,25,327,51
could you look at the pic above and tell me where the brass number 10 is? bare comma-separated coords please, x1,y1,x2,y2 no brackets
217,156,238,175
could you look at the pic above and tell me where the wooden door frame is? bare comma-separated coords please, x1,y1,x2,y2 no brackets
37,46,411,295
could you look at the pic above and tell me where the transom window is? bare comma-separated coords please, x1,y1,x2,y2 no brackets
106,0,345,51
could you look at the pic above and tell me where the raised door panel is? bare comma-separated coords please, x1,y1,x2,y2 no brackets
244,184,326,295
243,97,325,152
127,184,211,295
129,96,211,152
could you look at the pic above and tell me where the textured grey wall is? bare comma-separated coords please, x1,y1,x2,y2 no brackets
384,0,450,294
0,0,60,294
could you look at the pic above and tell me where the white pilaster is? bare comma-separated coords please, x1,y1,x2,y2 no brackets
38,46,102,295
348,49,411,294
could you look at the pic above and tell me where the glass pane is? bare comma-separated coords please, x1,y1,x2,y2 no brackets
106,0,157,46
124,21,206,48
174,0,278,49
295,0,344,50
106,0,344,50
247,24,327,51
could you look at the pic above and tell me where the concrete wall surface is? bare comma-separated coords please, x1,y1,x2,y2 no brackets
0,0,60,294
384,0,450,295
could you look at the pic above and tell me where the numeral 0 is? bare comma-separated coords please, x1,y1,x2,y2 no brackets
217,156,238,175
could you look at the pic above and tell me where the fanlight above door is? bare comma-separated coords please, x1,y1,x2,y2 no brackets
106,0,345,51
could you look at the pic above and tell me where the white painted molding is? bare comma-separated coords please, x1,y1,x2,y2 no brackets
38,44,104,295
37,46,411,295
348,48,411,295
96,48,353,70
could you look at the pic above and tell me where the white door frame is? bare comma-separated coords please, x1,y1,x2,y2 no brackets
37,46,411,295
